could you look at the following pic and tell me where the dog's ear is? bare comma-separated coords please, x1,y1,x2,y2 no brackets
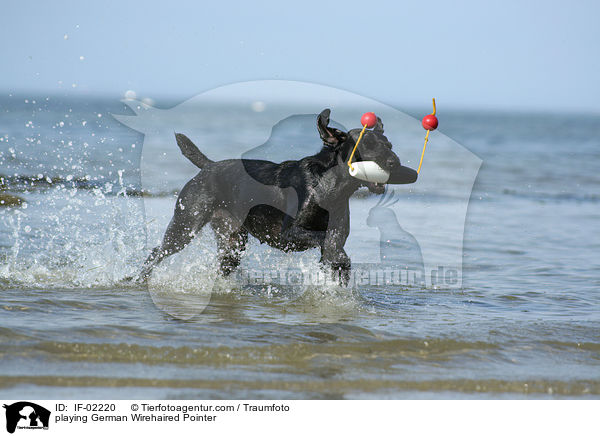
317,109,347,147
374,116,384,133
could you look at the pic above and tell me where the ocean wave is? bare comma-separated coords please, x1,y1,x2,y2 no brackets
501,189,600,203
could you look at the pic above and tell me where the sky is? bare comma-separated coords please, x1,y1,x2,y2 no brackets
2,0,599,113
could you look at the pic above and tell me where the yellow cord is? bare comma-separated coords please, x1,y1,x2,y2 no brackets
348,97,436,174
417,98,436,174
417,130,430,174
347,124,368,171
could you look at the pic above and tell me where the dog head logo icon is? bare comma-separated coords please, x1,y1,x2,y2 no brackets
3,402,51,434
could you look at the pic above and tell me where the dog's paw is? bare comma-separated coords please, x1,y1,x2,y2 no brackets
320,251,351,268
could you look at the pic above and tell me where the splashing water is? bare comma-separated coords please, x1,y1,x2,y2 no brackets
0,183,145,289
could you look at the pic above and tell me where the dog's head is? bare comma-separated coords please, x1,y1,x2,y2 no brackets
317,109,417,194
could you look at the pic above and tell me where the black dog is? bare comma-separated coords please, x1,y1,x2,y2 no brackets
137,109,417,284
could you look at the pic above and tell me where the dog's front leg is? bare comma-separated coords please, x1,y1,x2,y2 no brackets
280,223,326,249
280,212,325,249
320,233,351,285
319,211,351,286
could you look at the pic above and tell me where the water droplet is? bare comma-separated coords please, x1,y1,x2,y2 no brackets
251,101,266,112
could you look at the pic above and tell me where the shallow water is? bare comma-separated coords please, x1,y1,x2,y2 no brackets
0,95,599,399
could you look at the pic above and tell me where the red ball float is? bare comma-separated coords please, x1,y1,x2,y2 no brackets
361,112,377,128
422,114,438,131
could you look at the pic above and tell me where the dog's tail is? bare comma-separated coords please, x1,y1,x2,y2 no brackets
175,133,214,169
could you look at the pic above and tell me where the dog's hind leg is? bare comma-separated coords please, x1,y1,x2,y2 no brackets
137,205,212,282
135,174,216,282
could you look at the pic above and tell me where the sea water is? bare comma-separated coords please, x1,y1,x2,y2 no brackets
0,94,598,399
